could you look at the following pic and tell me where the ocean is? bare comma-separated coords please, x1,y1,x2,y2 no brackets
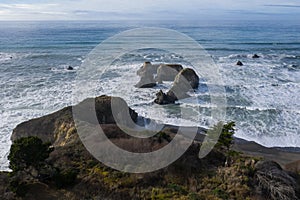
0,20,299,171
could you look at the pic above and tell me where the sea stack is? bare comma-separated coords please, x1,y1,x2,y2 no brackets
156,64,183,83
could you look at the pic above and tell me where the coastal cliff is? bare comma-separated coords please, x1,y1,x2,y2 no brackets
1,96,299,200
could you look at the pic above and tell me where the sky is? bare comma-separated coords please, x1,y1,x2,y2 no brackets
0,0,299,21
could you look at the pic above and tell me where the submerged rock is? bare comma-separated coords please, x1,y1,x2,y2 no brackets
156,64,183,83
67,66,74,70
236,61,243,66
252,54,260,59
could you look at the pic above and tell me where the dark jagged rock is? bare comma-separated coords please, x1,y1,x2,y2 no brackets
154,90,177,105
156,64,183,83
154,68,199,105
237,61,244,66
252,54,260,59
67,66,74,70
255,160,300,200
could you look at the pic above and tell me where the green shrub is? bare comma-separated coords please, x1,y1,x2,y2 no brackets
8,136,53,172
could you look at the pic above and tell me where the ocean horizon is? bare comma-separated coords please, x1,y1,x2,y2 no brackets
1,20,299,171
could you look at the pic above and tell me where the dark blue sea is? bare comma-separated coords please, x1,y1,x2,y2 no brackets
0,20,300,170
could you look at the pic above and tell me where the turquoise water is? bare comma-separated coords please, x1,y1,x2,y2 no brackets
0,20,300,170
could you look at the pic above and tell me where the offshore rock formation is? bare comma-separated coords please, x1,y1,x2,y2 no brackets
135,62,183,88
136,61,160,77
135,62,158,88
154,68,200,105
156,64,183,83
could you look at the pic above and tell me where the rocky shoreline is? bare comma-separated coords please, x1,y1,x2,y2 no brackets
0,95,299,200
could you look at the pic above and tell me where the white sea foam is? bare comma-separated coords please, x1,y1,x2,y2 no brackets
0,70,75,170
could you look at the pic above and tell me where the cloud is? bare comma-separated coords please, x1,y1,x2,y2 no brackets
0,0,299,20
0,3,58,10
264,4,300,8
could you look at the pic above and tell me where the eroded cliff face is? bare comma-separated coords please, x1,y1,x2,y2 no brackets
3,96,300,200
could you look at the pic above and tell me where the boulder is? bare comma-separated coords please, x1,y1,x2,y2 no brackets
252,54,260,59
156,64,183,83
236,61,243,66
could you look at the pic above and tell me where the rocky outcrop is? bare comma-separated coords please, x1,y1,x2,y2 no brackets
252,54,260,59
12,95,138,145
154,90,177,105
11,106,73,145
156,64,183,83
154,68,200,105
